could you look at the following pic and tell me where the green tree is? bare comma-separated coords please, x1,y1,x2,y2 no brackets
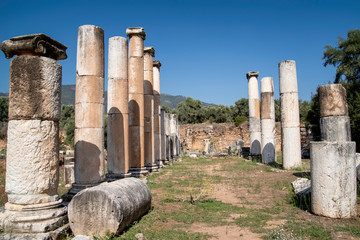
323,29,360,84
274,99,281,122
232,98,248,121
306,92,321,141
177,97,205,124
299,99,311,124
60,105,75,148
323,29,360,151
0,97,8,122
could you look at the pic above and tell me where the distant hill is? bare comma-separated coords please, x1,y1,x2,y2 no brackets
0,85,215,110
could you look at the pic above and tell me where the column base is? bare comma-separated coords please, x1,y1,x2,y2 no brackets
129,167,149,178
0,201,67,234
105,172,132,182
0,223,69,240
145,163,159,173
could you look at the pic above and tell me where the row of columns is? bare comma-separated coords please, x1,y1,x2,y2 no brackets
0,25,181,236
247,60,301,169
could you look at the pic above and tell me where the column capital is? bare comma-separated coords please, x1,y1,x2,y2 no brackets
1,34,67,60
126,27,146,40
153,60,161,68
246,71,259,79
144,47,155,57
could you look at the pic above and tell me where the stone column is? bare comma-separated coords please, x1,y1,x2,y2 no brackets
246,72,261,156
164,113,171,161
170,114,177,160
311,84,356,218
161,108,166,164
0,34,67,236
279,60,301,169
107,36,131,179
260,77,276,164
153,60,162,166
127,27,148,177
70,25,105,194
144,47,158,172
318,84,351,141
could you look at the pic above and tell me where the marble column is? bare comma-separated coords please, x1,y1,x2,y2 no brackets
70,25,105,194
127,27,148,177
160,109,167,164
279,60,301,169
144,47,158,172
246,71,261,156
260,77,276,164
107,36,131,179
153,60,162,167
0,34,68,236
311,84,356,218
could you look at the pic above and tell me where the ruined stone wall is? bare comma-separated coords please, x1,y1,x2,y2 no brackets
181,121,282,153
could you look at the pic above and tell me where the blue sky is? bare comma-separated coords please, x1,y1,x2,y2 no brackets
0,0,359,106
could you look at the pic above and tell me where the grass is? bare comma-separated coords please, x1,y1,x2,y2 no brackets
1,154,360,239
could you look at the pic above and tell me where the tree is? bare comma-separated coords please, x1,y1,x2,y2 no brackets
232,98,248,121
323,29,360,151
0,97,8,122
60,105,75,148
323,29,360,84
177,97,205,124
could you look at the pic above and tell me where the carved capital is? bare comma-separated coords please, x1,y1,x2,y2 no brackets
1,34,67,60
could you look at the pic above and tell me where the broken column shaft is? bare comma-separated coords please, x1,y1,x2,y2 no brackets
311,84,356,218
153,60,162,166
107,36,131,179
0,34,67,235
71,25,105,194
127,27,148,177
144,47,158,172
279,60,301,169
160,109,167,164
247,72,261,156
260,77,276,164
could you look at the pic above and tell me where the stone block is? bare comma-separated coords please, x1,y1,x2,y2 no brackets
128,57,144,94
319,84,348,117
291,177,311,197
279,60,298,94
128,95,144,127
248,116,261,132
107,113,129,176
75,75,104,104
74,128,105,184
310,141,356,218
65,163,75,185
9,55,61,121
75,102,104,129
320,116,351,142
6,120,59,204
128,34,145,57
282,127,301,169
260,92,274,120
108,36,128,79
107,78,128,114
129,126,145,168
76,25,104,77
280,92,300,128
68,178,151,236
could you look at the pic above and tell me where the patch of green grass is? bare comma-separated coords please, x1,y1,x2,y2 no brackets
235,211,271,233
282,221,331,239
333,225,360,237
273,180,289,190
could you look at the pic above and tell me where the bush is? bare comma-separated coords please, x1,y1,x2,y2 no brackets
234,116,247,127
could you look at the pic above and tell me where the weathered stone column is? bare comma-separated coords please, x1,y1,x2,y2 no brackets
0,34,67,236
127,27,148,177
170,114,177,160
311,84,356,218
160,109,166,164
164,113,171,161
144,47,158,172
246,72,261,156
71,25,105,194
279,60,301,169
260,77,276,164
107,36,131,179
153,60,162,166
318,84,351,141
